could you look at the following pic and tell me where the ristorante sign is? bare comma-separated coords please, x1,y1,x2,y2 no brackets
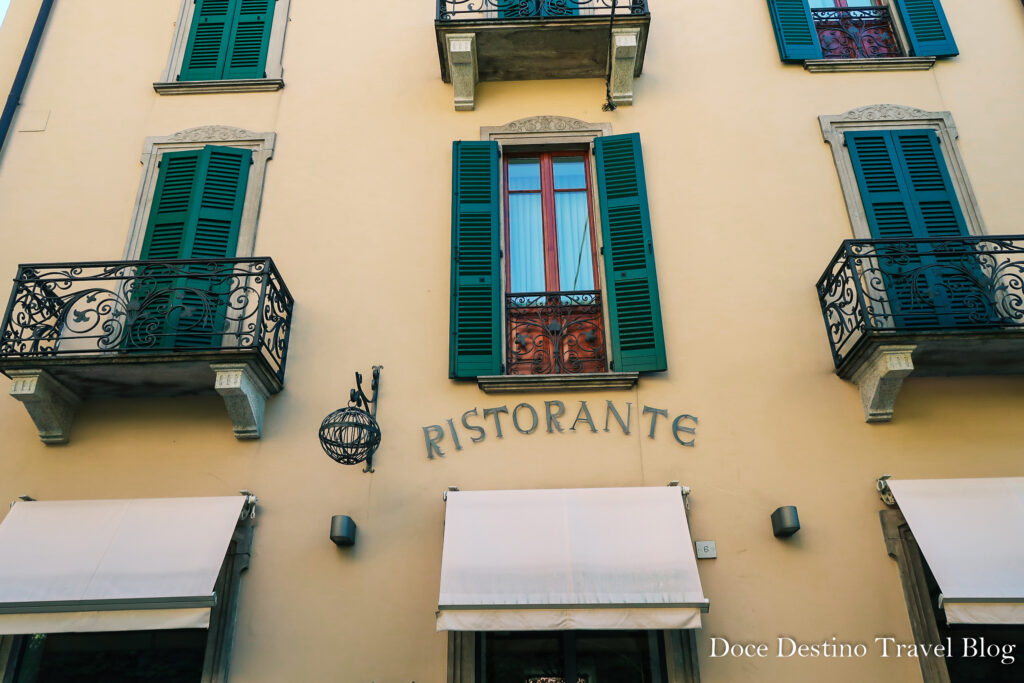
422,399,698,458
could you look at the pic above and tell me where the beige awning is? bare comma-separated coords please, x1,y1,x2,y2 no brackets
0,496,246,634
889,477,1024,625
436,486,709,631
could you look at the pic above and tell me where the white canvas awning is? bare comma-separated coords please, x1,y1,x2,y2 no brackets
888,477,1024,625
436,486,709,631
0,496,247,634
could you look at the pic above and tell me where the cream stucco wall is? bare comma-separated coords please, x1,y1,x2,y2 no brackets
0,1,1023,681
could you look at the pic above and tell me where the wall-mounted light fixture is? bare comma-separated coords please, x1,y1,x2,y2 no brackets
330,515,357,547
771,506,800,538
319,366,382,473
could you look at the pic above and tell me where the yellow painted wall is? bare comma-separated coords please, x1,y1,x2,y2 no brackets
0,1,1022,681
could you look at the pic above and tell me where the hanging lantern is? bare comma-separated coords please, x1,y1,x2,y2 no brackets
319,366,382,472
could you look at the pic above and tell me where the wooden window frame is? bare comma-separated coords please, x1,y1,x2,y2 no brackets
502,151,601,294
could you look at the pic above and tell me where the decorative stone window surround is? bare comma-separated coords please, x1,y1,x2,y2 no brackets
124,125,276,261
153,0,291,95
819,104,985,240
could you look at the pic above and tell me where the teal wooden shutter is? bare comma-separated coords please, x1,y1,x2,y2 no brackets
180,0,236,81
594,133,666,373
133,146,249,349
847,130,975,328
892,0,958,57
766,0,822,62
449,141,502,379
176,146,250,348
223,0,274,79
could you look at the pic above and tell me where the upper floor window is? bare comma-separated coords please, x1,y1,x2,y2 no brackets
449,121,667,388
154,0,292,94
766,0,957,66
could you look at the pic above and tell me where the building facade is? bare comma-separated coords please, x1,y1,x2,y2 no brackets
0,1,1022,681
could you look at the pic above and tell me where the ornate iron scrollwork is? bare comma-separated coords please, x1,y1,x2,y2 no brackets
0,258,294,382
816,236,1024,367
506,290,607,375
437,0,648,21
811,7,902,59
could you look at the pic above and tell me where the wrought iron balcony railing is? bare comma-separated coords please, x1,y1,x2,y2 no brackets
506,290,607,375
811,7,902,59
0,258,293,383
437,0,648,21
816,236,1024,368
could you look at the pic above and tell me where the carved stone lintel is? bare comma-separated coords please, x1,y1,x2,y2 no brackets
8,369,80,444
851,345,916,423
610,27,640,106
212,363,272,440
163,125,269,143
834,104,937,121
447,33,478,111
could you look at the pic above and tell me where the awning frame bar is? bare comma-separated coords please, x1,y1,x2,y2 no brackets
0,595,216,615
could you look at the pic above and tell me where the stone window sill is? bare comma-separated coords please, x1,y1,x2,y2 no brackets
153,79,285,95
804,57,935,73
476,372,639,394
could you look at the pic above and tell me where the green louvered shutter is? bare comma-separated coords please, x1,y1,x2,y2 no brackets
766,0,822,62
176,146,250,348
594,133,666,373
131,151,203,349
449,141,502,379
132,146,249,349
847,130,975,329
892,0,958,57
180,0,235,81
223,0,274,79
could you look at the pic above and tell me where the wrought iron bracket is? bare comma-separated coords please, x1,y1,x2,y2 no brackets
351,366,382,473
876,475,896,506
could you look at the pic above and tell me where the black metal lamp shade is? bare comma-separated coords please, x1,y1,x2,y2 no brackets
319,406,381,465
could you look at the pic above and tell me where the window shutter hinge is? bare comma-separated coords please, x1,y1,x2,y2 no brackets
648,241,653,254
500,363,506,373
157,160,162,168
250,158,255,165
499,249,503,258
600,246,604,255
610,360,614,370
454,250,461,262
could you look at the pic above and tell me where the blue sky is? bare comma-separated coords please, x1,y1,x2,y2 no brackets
0,1,9,29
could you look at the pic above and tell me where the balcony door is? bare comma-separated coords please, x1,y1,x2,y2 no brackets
846,129,986,330
504,151,606,375
128,145,251,350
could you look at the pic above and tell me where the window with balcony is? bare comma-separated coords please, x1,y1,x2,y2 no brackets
154,0,291,94
435,1,650,109
0,127,293,443
449,120,666,392
814,105,1024,423
766,0,957,70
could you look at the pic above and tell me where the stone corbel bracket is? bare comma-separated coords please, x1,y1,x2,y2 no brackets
8,369,80,444
610,27,641,106
212,362,273,440
447,33,478,111
851,345,916,423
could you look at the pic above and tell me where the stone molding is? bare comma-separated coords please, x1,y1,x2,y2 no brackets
157,0,291,86
480,116,612,146
804,57,934,73
477,372,639,394
819,104,985,239
851,345,916,422
7,369,80,444
153,79,284,95
124,126,276,262
213,362,272,440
